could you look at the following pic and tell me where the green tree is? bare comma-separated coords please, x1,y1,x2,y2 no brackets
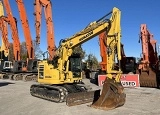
86,53,100,70
73,45,86,59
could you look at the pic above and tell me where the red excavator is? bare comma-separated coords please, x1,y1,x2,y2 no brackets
0,0,21,79
137,24,160,88
15,0,39,81
0,0,38,81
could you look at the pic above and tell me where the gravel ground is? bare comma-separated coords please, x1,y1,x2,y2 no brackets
0,79,160,115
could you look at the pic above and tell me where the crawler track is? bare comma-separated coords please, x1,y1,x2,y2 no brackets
30,84,68,103
0,73,38,82
30,83,91,104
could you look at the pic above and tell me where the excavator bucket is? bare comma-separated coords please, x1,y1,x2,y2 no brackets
66,78,126,110
137,68,160,88
90,78,126,110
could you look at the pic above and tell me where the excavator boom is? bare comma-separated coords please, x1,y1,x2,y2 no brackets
0,1,9,58
15,0,34,59
34,0,55,59
137,24,159,88
2,0,21,61
0,17,9,56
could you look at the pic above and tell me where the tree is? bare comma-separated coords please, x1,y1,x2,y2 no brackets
33,40,43,59
73,45,86,59
8,43,14,61
8,40,43,61
85,53,100,70
20,42,27,60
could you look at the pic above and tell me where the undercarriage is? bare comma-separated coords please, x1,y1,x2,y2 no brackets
30,78,126,109
0,72,38,82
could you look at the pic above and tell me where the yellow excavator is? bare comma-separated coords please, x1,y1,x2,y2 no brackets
30,7,126,110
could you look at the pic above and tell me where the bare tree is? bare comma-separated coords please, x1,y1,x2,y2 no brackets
33,40,43,59
8,43,14,61
20,42,27,60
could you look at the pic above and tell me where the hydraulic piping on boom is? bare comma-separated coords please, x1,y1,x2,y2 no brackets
30,7,126,110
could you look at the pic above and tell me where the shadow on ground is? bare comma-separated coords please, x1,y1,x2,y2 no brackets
0,82,15,87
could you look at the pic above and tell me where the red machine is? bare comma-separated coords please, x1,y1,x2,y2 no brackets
99,32,107,71
34,0,56,59
1,0,38,81
138,24,159,88
0,17,9,57
16,0,34,60
2,0,21,61
0,16,13,73
15,0,39,80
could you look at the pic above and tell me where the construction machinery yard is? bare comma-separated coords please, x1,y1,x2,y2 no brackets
1,79,160,115
0,0,160,114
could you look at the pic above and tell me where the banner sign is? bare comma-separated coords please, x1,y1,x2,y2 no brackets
98,74,140,88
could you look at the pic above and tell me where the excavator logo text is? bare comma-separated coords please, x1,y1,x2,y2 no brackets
79,31,93,42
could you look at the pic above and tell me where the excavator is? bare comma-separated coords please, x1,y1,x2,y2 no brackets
30,7,126,110
15,0,39,81
137,24,160,88
0,0,39,81
2,0,21,62
0,1,9,60
0,1,13,75
34,0,56,59
0,15,13,73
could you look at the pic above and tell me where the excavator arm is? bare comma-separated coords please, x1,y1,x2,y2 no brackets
65,7,125,109
0,15,20,61
15,0,34,59
34,0,55,59
138,24,159,88
0,1,9,59
0,17,10,56
2,0,21,61
55,7,121,82
99,32,107,71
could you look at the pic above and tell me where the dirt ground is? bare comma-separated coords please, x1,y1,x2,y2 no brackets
0,79,160,115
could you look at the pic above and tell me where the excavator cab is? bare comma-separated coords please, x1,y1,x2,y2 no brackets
68,54,82,78
2,61,13,72
124,57,137,74
27,59,39,72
